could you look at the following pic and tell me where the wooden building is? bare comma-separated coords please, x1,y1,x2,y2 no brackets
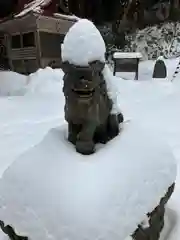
0,0,77,74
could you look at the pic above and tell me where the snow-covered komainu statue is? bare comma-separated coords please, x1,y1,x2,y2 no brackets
62,60,123,155
61,20,124,155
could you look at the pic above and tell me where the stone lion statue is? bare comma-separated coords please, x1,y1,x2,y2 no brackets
62,60,124,155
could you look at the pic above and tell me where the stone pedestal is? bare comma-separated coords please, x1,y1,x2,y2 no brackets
0,123,176,240
132,183,175,240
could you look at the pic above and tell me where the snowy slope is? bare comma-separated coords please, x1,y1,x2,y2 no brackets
0,67,65,176
0,94,63,177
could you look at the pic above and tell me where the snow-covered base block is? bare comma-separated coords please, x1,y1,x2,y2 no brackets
0,122,176,240
132,183,175,240
160,207,177,240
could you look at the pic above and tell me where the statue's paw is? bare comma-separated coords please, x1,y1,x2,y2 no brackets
76,140,95,155
108,114,120,139
68,134,77,145
117,112,124,123
95,134,109,144
98,138,108,144
109,126,120,139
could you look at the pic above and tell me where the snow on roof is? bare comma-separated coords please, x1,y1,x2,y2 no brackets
113,52,142,59
61,19,106,66
54,13,80,22
15,0,52,18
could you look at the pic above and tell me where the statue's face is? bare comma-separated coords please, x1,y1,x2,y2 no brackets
72,68,96,99
62,61,105,101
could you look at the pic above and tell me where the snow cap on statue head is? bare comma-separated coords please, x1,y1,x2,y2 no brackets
61,19,106,67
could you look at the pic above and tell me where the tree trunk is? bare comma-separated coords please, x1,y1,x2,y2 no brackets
170,0,179,14
68,0,79,16
78,0,85,18
59,0,69,14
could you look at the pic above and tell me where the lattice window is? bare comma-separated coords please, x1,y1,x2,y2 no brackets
11,35,21,49
22,32,35,48
39,32,64,58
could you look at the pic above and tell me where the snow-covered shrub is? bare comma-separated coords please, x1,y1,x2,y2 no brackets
124,22,180,60
102,22,180,61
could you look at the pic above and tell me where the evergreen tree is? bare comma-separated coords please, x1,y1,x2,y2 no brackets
0,0,18,18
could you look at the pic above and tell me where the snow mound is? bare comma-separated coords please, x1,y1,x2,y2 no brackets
0,67,65,97
0,71,27,96
0,122,176,240
26,67,64,94
102,65,122,114
61,19,106,66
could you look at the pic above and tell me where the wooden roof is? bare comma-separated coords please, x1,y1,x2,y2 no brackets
0,0,77,34
0,11,76,34
0,13,37,32
0,0,58,23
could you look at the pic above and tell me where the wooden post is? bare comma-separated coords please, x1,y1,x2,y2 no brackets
35,30,41,69
113,60,116,76
6,34,13,71
135,58,139,80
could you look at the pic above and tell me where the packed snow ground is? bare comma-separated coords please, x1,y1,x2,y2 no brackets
0,57,180,239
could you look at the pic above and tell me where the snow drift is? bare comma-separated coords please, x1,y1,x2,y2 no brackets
0,122,176,240
26,67,64,95
0,71,27,96
0,67,64,97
